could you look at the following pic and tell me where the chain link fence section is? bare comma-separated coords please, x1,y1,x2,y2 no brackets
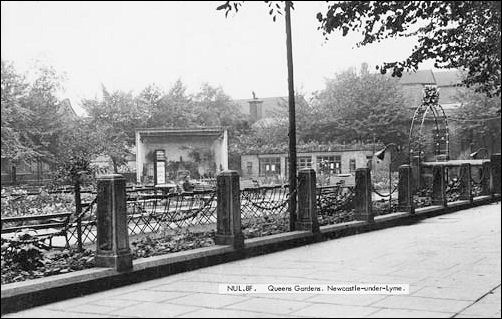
240,185,291,238
445,165,464,202
316,185,356,226
470,165,486,197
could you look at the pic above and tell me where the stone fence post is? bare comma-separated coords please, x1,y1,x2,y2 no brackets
491,153,501,195
432,165,446,207
398,165,414,213
295,168,319,233
459,163,472,203
481,161,492,196
215,170,244,249
355,168,373,223
95,174,132,271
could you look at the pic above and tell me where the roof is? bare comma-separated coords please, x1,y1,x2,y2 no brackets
241,142,384,155
434,70,462,86
398,70,436,85
135,127,225,139
136,126,224,133
234,96,288,116
398,69,462,87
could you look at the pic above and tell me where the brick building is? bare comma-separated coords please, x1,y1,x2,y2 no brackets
240,142,389,180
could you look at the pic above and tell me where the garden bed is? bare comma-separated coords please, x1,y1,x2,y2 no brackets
1,186,95,218
1,229,215,285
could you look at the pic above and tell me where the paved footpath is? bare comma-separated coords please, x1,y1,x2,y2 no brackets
4,202,501,318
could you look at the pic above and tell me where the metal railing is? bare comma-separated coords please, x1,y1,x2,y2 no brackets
316,185,356,226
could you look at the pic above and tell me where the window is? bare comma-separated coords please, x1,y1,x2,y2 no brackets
334,158,341,174
246,162,253,175
317,156,341,174
297,157,312,169
259,157,281,176
284,156,315,177
146,163,154,178
349,159,356,172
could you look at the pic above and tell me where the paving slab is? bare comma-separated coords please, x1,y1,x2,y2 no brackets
3,202,500,318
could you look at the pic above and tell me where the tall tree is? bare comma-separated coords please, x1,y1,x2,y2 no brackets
1,60,34,162
1,60,67,164
144,79,196,128
52,119,101,184
83,86,150,173
317,1,501,98
313,65,411,148
192,83,242,127
217,1,501,98
451,87,501,154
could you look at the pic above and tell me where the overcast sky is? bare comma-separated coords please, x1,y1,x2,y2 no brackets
1,1,434,115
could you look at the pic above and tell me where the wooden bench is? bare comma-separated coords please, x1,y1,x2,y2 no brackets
1,212,72,247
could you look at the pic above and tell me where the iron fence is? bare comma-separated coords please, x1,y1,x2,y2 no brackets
470,165,486,197
316,185,356,226
240,185,291,238
371,183,399,216
445,165,463,202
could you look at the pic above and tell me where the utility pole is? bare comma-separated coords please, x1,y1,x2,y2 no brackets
285,1,297,231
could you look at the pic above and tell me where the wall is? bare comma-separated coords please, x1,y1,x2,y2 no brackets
136,131,228,183
240,150,390,179
1,159,54,186
241,155,260,179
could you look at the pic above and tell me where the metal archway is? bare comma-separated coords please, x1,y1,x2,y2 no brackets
408,86,450,166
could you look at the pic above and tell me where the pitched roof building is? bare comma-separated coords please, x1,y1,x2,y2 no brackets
398,69,463,109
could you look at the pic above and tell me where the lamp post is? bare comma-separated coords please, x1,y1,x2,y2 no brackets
470,147,489,183
285,1,297,231
374,143,400,212
469,147,489,159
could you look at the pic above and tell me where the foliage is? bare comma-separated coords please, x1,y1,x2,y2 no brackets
1,60,67,164
217,1,501,98
217,1,291,22
130,229,215,259
317,1,501,98
414,186,432,208
83,86,150,173
52,119,102,184
192,83,243,127
1,232,48,272
1,239,95,285
165,160,201,180
182,145,214,164
317,209,356,227
1,192,73,218
0,185,95,218
372,199,398,216
231,66,408,159
242,215,289,239
1,60,34,162
141,80,194,128
313,65,412,147
451,86,501,152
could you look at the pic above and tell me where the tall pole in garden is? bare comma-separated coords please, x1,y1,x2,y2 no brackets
74,172,83,252
285,1,297,231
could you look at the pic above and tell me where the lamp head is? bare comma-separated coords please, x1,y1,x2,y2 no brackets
469,151,479,159
375,148,386,161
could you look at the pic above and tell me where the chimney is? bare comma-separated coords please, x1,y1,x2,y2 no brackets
248,91,263,122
